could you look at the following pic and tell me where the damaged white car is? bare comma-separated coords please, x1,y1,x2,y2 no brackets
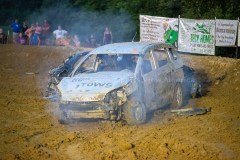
57,42,186,124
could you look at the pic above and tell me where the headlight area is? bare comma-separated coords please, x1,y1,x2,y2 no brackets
103,89,127,121
104,81,137,108
104,89,128,107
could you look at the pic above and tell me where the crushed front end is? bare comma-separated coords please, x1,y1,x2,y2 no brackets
59,89,130,120
57,70,136,121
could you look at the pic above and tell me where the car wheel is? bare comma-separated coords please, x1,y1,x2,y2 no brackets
58,111,74,124
123,97,146,125
172,83,185,108
58,104,75,124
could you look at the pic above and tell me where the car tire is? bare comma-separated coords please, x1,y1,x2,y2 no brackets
123,97,146,125
172,83,185,108
58,104,75,124
58,111,74,124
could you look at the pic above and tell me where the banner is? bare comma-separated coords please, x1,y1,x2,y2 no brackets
140,15,178,46
178,18,215,55
238,22,240,46
216,19,238,46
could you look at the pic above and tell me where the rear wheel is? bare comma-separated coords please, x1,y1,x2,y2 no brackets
172,83,185,108
123,97,146,125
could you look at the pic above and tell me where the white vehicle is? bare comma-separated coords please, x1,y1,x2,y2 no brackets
57,42,185,124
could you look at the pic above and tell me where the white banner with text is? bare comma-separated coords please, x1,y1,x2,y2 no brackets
216,19,238,46
140,15,178,46
178,18,215,55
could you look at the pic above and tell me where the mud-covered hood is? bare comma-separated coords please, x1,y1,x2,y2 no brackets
57,69,134,102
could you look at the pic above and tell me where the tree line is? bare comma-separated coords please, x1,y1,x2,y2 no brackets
0,0,239,52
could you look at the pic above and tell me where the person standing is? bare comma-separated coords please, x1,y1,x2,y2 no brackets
10,19,21,43
103,27,112,45
25,24,35,45
17,33,26,45
42,20,51,45
72,34,80,47
53,25,68,46
22,20,28,36
89,34,96,47
34,22,42,45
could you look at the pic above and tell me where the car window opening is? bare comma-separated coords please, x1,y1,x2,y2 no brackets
154,49,169,67
76,54,139,74
142,51,154,74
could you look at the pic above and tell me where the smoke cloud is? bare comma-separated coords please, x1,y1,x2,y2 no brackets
27,3,136,44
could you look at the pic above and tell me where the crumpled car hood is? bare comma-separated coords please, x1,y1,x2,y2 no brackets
57,69,134,102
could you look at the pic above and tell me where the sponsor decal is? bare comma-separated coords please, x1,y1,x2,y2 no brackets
75,82,112,88
178,18,215,55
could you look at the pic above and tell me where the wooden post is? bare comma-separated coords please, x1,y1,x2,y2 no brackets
236,17,239,58
215,17,217,56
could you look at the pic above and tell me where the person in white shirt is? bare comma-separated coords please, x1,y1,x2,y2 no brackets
53,25,67,39
53,25,68,45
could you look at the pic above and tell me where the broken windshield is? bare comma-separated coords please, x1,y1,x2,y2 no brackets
75,54,139,74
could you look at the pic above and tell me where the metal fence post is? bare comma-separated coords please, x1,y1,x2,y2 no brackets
178,15,180,51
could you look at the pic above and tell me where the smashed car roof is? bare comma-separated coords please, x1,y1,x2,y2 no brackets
90,42,174,55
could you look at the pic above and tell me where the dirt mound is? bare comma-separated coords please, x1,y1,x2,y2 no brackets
0,44,239,159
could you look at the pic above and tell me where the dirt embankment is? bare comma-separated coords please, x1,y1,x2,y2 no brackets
0,44,239,160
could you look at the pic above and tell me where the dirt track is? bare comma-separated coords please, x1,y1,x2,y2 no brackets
0,44,239,160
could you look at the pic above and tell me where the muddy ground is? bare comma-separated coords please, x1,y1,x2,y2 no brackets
0,44,239,160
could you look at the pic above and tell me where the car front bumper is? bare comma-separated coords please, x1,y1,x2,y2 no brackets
60,101,116,120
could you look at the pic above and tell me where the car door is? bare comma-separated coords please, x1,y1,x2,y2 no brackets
151,48,175,109
166,48,184,96
140,49,158,110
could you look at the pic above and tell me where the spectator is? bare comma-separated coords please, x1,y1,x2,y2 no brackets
34,22,42,45
84,37,90,47
22,20,28,36
72,34,80,47
64,35,71,46
53,25,68,46
25,24,35,44
10,19,21,43
89,34,96,47
17,33,26,45
0,28,8,44
30,32,39,46
42,20,51,45
103,26,112,45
